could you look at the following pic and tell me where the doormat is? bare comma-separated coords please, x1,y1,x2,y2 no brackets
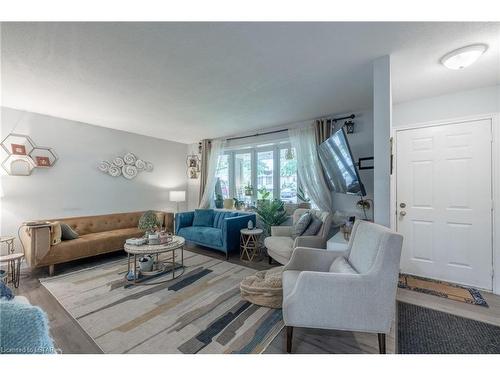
398,274,488,307
398,302,500,353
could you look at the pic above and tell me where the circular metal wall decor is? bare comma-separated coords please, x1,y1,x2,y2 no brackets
99,153,153,180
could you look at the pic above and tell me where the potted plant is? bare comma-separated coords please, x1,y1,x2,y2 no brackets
138,210,161,235
297,187,312,209
255,198,289,236
233,198,244,210
244,183,253,196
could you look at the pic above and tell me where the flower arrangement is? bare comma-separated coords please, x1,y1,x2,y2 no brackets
138,210,161,234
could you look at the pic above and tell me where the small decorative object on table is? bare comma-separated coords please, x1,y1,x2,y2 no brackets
247,220,254,230
138,210,161,234
138,255,154,272
126,237,148,246
240,228,263,262
159,231,173,244
148,232,161,245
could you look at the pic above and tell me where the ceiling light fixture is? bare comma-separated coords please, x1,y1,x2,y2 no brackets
440,44,488,70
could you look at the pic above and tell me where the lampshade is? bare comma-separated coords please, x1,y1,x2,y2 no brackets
169,190,186,202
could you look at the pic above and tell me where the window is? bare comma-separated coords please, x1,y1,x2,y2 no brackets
215,154,230,199
215,143,298,206
257,150,274,199
279,148,297,203
234,152,252,205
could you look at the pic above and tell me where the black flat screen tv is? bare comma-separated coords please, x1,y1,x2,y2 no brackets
318,127,366,196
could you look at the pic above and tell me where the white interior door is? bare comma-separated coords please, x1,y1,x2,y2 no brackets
396,119,493,290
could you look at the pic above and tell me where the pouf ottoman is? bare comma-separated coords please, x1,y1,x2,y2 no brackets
240,266,283,308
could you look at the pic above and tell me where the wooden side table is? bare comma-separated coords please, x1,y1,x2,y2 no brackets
240,228,263,261
0,236,23,288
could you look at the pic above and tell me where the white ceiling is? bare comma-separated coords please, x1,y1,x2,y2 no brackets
1,22,499,144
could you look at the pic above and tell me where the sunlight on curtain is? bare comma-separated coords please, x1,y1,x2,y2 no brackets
199,139,226,208
288,125,333,212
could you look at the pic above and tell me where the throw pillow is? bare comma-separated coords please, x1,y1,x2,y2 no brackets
292,212,312,239
60,223,79,241
192,209,215,227
302,215,323,236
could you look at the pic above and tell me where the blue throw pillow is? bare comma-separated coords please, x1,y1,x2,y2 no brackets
192,209,215,227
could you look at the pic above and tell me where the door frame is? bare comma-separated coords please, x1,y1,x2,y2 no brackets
391,113,500,294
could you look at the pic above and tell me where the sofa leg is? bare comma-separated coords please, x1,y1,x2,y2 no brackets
225,253,229,261
48,264,55,277
286,326,293,353
378,333,386,354
268,256,273,265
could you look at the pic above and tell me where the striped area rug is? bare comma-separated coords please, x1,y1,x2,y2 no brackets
40,251,284,354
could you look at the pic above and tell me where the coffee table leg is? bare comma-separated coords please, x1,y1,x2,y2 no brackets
172,249,175,279
181,246,184,268
133,254,137,284
14,258,21,288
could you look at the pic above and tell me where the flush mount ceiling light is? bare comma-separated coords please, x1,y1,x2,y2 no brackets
440,44,488,70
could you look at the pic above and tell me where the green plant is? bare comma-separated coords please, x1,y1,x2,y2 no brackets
297,187,310,203
138,210,161,233
257,187,271,200
233,198,244,210
215,193,224,209
244,183,253,196
255,199,289,236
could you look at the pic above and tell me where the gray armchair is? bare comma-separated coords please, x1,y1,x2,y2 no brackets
264,208,332,265
282,220,403,354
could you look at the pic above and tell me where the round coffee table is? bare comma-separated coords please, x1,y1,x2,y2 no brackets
240,228,263,261
124,235,185,284
0,236,23,288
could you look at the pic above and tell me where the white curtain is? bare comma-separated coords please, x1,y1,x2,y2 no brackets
289,124,333,212
198,139,226,208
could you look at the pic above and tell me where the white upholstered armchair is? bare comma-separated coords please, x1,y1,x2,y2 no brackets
264,208,332,265
282,220,403,354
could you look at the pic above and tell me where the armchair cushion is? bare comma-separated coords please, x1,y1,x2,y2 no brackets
329,257,358,274
292,212,311,239
264,236,294,264
348,221,383,274
192,209,215,227
302,215,322,236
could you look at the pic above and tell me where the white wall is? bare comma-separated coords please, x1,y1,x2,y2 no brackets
0,107,188,241
393,85,500,127
373,55,392,227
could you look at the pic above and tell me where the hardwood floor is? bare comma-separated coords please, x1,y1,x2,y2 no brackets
10,244,500,354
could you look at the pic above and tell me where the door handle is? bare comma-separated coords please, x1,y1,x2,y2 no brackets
399,210,407,217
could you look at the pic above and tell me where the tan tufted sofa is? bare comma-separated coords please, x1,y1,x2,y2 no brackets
20,211,173,276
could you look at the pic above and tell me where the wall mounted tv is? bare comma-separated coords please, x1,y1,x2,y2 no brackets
318,127,366,196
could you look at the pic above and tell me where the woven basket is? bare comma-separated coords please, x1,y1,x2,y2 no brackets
240,266,283,308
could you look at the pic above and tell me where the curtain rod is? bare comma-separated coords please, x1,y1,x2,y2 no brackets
222,114,355,142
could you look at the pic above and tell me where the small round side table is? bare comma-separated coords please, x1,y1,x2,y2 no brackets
240,228,263,262
0,236,23,288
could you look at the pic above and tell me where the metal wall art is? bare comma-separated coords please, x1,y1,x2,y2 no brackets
1,133,58,176
187,154,201,179
99,152,153,180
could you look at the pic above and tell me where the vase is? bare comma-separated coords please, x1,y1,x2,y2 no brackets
139,255,154,272
223,199,234,209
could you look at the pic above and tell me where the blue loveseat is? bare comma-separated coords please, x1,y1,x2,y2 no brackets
175,209,256,259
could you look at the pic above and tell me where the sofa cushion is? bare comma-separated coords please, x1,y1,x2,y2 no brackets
292,212,312,239
40,227,144,266
264,236,294,264
301,215,323,236
177,226,223,247
213,211,237,229
328,257,358,274
192,209,215,227
61,223,79,240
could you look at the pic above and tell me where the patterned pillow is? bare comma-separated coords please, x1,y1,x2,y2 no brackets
302,214,323,236
292,212,312,239
60,223,79,241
